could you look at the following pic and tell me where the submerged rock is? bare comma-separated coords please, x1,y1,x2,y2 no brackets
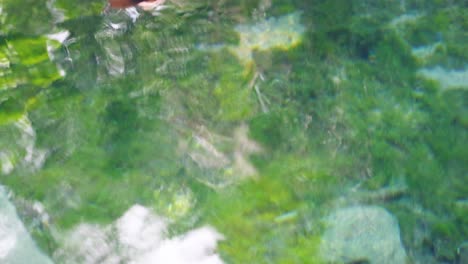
0,186,53,264
320,206,407,264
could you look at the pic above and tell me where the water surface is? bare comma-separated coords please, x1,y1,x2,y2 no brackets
0,0,467,263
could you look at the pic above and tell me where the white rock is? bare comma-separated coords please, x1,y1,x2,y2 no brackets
320,206,407,264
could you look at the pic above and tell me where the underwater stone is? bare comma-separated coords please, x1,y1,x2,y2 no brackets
320,206,407,264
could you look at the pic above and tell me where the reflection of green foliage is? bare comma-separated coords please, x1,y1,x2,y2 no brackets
0,97,24,125
309,0,352,31
1,37,62,89
3,74,180,233
0,35,62,133
55,0,103,19
0,0,54,35
9,38,50,65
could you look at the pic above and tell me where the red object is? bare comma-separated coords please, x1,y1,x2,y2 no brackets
108,0,154,8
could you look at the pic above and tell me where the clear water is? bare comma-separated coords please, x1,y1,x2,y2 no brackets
0,0,467,263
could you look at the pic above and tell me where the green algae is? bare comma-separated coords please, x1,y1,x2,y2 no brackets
199,155,333,263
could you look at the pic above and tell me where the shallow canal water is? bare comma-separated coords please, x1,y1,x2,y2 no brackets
0,0,467,263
